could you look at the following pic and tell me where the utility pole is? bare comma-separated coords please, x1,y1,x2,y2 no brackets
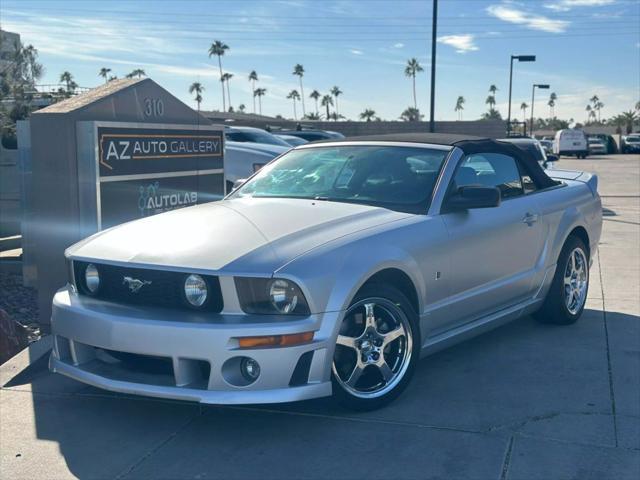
429,0,438,133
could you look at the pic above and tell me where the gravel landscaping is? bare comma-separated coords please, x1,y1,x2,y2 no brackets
0,271,40,343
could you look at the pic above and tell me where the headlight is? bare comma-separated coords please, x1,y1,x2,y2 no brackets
269,279,299,313
184,274,208,307
84,263,100,294
235,278,310,315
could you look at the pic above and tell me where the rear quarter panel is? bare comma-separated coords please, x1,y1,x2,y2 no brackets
533,178,602,297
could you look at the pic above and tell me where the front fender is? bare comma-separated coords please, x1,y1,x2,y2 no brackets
277,236,425,316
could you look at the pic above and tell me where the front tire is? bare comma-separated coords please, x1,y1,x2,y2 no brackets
331,284,419,410
535,235,589,325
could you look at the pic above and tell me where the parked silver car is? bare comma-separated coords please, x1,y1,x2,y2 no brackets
224,141,288,193
50,133,602,410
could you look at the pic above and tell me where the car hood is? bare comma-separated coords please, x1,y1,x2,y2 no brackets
67,198,410,273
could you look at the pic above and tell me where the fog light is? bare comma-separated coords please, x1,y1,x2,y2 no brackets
240,357,260,383
85,263,100,294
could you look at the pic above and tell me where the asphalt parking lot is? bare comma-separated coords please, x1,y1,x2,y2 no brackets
1,154,638,480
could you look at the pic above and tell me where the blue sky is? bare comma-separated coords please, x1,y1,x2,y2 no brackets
2,0,639,122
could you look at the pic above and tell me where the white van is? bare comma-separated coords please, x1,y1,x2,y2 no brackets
553,129,589,158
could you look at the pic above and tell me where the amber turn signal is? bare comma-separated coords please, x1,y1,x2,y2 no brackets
238,332,314,349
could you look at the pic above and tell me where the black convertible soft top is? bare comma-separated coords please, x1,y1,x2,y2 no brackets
317,132,558,189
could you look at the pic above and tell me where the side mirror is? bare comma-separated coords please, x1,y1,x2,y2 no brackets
232,178,247,191
546,154,559,163
446,186,501,210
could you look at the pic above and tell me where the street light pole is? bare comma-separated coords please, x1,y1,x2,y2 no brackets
530,83,550,137
507,56,515,134
429,0,438,133
507,55,536,135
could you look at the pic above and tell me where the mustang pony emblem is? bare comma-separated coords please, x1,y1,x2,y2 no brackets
122,276,152,293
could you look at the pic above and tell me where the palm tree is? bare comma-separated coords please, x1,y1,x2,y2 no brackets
321,94,334,120
400,107,422,122
489,84,498,96
454,96,465,120
585,104,595,123
59,71,74,93
310,90,321,116
548,92,557,117
480,109,503,120
287,89,301,120
126,69,146,79
238,104,246,113
189,82,204,111
292,64,306,117
330,86,343,118
253,88,266,115
98,67,111,83
520,102,529,127
221,73,233,111
404,58,424,110
621,110,638,134
208,40,229,111
359,109,376,122
595,101,604,123
485,95,496,110
248,70,258,113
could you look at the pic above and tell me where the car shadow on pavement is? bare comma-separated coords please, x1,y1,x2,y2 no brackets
3,308,638,479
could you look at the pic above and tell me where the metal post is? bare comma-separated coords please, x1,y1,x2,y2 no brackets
530,84,548,138
507,55,536,135
429,0,438,133
507,56,514,135
530,84,536,138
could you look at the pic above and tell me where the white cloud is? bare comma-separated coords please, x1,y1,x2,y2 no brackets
393,43,404,49
487,4,570,33
544,0,616,12
437,34,479,54
350,49,364,55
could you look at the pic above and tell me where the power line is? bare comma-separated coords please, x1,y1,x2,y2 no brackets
6,17,638,30
4,5,640,20
10,30,638,42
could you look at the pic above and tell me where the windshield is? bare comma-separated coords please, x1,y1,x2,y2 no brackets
230,145,450,212
226,130,291,147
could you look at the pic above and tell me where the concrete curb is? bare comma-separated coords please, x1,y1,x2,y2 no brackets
0,335,52,384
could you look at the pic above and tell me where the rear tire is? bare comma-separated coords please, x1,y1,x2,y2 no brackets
534,236,589,325
331,284,419,411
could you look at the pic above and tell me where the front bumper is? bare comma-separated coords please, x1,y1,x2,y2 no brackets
50,288,337,404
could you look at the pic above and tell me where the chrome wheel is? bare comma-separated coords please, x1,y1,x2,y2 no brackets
332,298,413,399
564,247,588,315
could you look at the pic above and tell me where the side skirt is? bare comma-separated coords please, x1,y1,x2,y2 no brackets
419,297,544,358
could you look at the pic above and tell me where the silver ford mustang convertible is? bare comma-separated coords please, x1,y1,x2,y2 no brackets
51,133,602,410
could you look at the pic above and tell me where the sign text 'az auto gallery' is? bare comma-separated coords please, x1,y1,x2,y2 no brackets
85,123,223,229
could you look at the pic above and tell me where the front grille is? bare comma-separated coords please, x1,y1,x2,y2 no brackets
73,261,223,313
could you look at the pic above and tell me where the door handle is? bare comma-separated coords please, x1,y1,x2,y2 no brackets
522,213,539,225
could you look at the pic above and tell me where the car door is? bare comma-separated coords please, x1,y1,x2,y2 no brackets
439,152,543,329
